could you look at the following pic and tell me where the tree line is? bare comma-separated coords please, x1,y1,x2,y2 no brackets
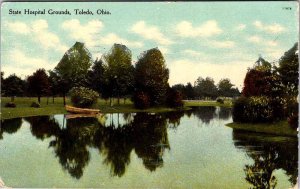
2,41,239,108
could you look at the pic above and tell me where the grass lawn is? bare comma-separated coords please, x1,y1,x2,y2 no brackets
226,121,297,137
183,100,232,107
1,97,193,120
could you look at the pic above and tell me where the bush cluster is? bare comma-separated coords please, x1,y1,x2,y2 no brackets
216,98,224,104
30,102,40,108
5,102,16,108
69,87,99,108
133,91,150,109
232,96,284,123
166,89,183,108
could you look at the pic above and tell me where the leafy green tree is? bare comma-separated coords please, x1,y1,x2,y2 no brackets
277,42,298,97
195,77,218,99
86,58,105,97
1,72,4,96
54,42,92,105
48,70,61,103
134,48,169,106
27,69,50,103
103,44,134,105
217,78,234,97
3,74,25,102
185,82,196,99
217,78,240,97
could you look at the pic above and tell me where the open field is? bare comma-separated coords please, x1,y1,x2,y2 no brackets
226,121,297,137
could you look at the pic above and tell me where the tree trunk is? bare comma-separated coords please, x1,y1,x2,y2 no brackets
117,97,120,105
38,96,41,103
109,97,112,106
63,93,66,105
124,98,126,104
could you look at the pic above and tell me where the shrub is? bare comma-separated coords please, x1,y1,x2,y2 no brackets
69,87,99,108
270,98,285,121
166,88,183,108
232,96,248,122
288,113,298,130
4,102,16,108
216,98,224,104
245,96,273,123
133,91,150,109
232,96,275,123
30,102,40,108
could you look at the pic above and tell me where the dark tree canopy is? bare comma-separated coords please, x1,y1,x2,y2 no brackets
194,77,218,99
27,69,50,103
55,42,92,86
86,58,105,97
103,44,135,104
3,74,25,101
134,48,169,106
54,42,92,105
277,42,298,96
217,78,240,97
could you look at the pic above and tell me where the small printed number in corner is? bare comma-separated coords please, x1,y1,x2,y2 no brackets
282,7,292,10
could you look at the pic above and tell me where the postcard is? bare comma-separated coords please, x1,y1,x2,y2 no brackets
0,1,298,188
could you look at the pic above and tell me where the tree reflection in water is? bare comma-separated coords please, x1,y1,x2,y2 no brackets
0,118,22,139
192,106,217,124
232,130,298,189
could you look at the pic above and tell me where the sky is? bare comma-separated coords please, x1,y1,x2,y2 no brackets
1,2,298,90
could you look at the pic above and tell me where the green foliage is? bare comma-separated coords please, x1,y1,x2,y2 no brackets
30,102,41,108
55,42,92,86
5,102,16,108
134,48,169,106
195,77,218,99
216,98,224,104
232,96,249,123
133,91,150,109
233,96,284,123
27,69,50,103
288,113,298,130
86,59,105,96
2,74,25,101
217,78,240,97
277,42,298,96
69,87,99,108
103,44,134,102
166,88,183,108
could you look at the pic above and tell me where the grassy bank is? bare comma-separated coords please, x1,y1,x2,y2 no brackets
1,97,195,120
183,100,232,107
226,121,297,137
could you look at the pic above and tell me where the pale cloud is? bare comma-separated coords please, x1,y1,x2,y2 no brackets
175,20,222,38
235,24,246,31
62,19,103,48
247,36,261,43
130,21,173,45
211,40,235,48
32,20,68,53
100,33,143,48
5,20,67,53
183,49,205,57
157,46,169,55
263,48,284,60
3,49,55,78
253,21,285,34
247,35,278,47
168,59,253,90
5,21,31,34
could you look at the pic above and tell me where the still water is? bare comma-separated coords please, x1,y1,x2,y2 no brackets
0,107,297,188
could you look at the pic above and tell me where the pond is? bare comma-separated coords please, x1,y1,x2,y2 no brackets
0,107,297,188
